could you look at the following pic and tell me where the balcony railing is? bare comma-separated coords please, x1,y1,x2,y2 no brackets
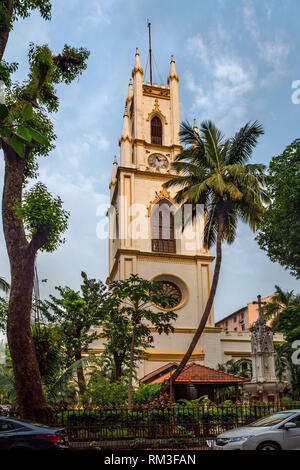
152,239,176,253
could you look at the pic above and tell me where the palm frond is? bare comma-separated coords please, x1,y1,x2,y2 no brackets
0,278,10,294
227,121,264,165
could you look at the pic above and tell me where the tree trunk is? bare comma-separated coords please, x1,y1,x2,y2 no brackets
0,2,13,60
159,205,225,395
74,348,86,399
114,353,124,382
2,144,51,422
127,325,136,410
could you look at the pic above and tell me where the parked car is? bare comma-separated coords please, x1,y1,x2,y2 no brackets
0,417,69,451
213,410,300,450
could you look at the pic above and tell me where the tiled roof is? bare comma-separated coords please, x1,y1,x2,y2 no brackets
141,362,248,385
140,362,177,384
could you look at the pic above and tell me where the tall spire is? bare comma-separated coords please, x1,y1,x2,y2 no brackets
193,118,198,134
126,78,133,104
132,48,143,77
168,55,179,84
120,104,130,140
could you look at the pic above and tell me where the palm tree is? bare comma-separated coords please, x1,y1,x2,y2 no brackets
263,285,298,321
160,120,269,394
0,277,10,294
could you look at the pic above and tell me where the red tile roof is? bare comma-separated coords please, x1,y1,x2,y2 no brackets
141,362,248,385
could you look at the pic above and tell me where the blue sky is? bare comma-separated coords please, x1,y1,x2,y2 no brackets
0,0,299,321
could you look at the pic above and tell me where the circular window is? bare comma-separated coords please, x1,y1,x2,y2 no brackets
150,274,188,311
156,280,182,308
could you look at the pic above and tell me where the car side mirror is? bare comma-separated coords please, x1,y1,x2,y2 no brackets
284,422,297,429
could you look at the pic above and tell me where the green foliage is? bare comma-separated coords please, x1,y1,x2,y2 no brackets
101,274,177,383
0,277,10,294
31,324,62,387
217,358,252,379
13,182,69,252
133,383,162,405
41,272,107,366
0,297,8,332
164,120,269,249
86,372,129,407
263,285,297,321
256,139,300,278
269,292,300,400
0,349,17,406
272,300,300,343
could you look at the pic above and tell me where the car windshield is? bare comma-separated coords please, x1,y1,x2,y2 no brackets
248,412,296,427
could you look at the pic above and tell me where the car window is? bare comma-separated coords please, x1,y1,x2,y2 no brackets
288,415,300,428
248,412,296,427
0,421,15,432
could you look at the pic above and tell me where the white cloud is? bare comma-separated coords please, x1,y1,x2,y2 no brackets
185,34,255,130
242,0,291,83
82,0,112,28
187,34,209,65
258,36,290,69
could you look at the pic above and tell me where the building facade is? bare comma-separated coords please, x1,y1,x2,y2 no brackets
91,50,284,377
216,295,274,333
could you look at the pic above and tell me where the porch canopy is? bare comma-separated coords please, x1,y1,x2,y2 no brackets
141,362,248,402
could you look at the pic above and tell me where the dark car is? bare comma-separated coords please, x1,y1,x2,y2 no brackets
0,417,69,451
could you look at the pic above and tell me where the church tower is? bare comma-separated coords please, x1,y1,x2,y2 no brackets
107,49,221,376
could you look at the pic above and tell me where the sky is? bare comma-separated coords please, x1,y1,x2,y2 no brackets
0,0,299,322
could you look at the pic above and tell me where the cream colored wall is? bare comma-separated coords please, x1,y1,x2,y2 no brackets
102,51,275,379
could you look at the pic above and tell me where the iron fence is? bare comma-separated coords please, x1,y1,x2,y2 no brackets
2,402,300,449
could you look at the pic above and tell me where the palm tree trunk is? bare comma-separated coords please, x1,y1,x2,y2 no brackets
128,325,136,410
159,205,225,395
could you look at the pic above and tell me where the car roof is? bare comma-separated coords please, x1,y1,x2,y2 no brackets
0,417,61,430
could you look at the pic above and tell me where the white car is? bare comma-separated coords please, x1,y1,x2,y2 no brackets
213,410,300,450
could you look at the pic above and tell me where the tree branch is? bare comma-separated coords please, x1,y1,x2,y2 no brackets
28,229,48,256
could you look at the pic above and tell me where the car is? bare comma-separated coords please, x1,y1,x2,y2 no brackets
213,410,300,450
0,417,69,451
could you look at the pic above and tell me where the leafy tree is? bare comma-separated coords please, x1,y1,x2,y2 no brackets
0,2,89,420
31,324,62,389
41,272,107,399
0,297,8,332
217,358,252,379
263,285,298,322
100,305,153,383
160,120,268,394
272,301,300,344
256,139,300,278
104,274,177,409
270,295,300,399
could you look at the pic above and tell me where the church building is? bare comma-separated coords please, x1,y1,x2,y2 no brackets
91,49,283,381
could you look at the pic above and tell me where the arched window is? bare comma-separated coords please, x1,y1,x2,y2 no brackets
151,116,162,145
151,199,176,253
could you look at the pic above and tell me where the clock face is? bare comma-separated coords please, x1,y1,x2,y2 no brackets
148,153,169,170
156,280,182,308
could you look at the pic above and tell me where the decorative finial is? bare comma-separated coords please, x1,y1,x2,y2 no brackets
126,78,133,103
132,48,143,77
168,55,179,84
113,155,117,165
193,118,198,133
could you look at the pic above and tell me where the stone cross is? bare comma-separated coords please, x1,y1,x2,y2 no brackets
253,294,267,322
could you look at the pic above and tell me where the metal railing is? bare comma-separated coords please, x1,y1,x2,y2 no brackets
2,402,300,449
